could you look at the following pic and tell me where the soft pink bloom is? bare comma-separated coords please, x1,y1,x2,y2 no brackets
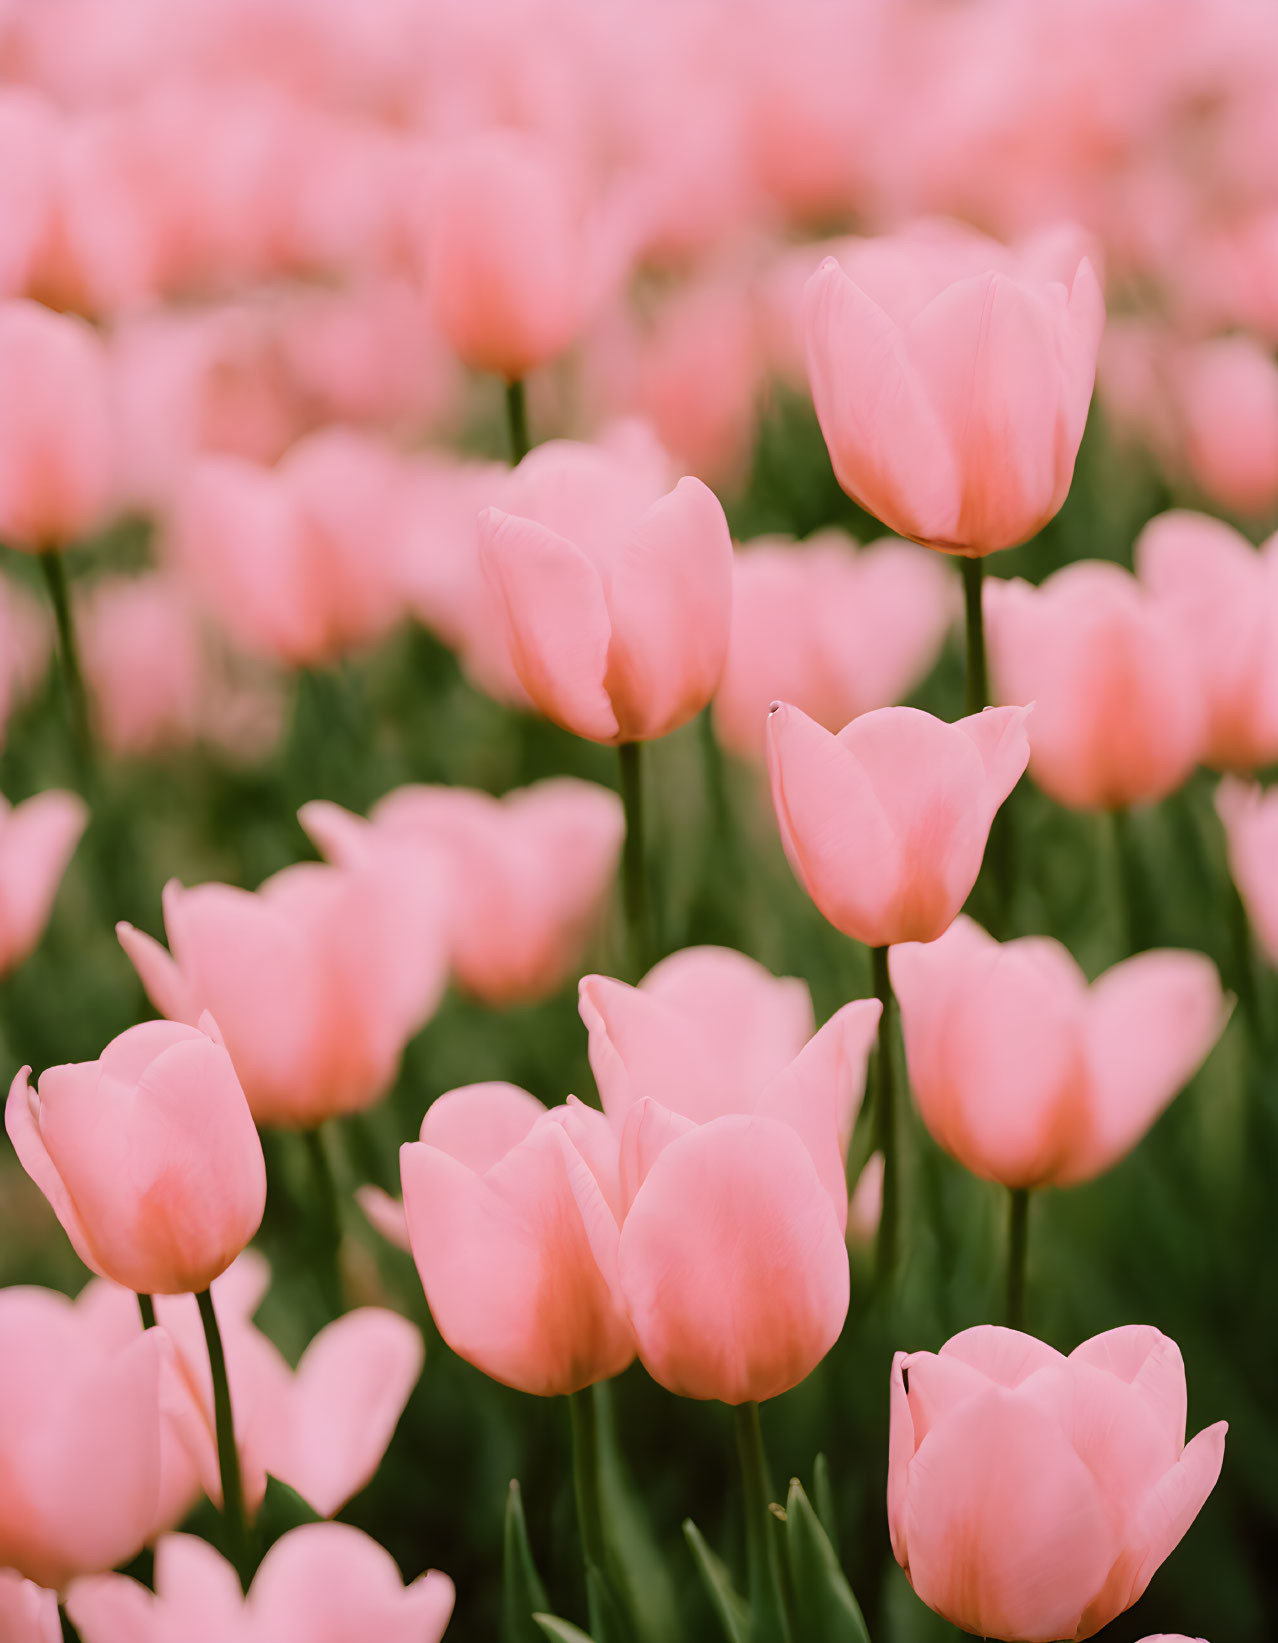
0,789,88,977
116,854,447,1128
0,299,115,550
7,1020,265,1295
803,222,1105,554
1216,778,1278,966
0,1285,167,1589
767,702,1031,947
714,530,955,761
0,1573,59,1643
68,1524,454,1643
891,917,1227,1189
847,1153,884,1245
400,1082,635,1396
1176,335,1278,519
478,430,733,743
1136,511,1278,771
0,90,58,301
301,777,623,1006
889,1325,1227,1641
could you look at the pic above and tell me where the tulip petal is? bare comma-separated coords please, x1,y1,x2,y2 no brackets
418,1081,546,1172
248,1522,453,1643
356,1185,411,1252
115,918,200,1026
1069,1327,1187,1451
5,1065,108,1281
939,1325,1067,1387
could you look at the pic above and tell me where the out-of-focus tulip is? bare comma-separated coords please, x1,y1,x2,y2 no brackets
301,777,623,1006
478,430,733,743
767,702,1031,947
985,562,1204,809
116,855,447,1128
68,1524,454,1643
889,1325,1227,1641
0,300,115,551
847,1153,884,1245
0,789,87,978
1176,335,1278,519
714,530,955,761
0,90,58,301
1136,511,1278,770
803,222,1105,554
400,1082,635,1396
7,1020,266,1295
0,1286,167,1589
0,576,48,746
0,1573,59,1643
890,917,1226,1188
1216,778,1278,966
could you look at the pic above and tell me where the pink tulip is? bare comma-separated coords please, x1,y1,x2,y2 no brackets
7,1020,265,1295
400,1082,635,1396
0,299,115,550
0,789,88,978
714,530,955,761
889,1325,1227,1641
985,563,1204,809
803,222,1105,553
767,701,1031,948
1216,778,1278,966
68,1524,454,1643
0,90,58,301
116,854,447,1128
890,917,1226,1188
1136,511,1278,770
1176,335,1278,519
0,1573,58,1643
0,1285,167,1589
478,428,733,743
301,777,623,1006
0,575,49,746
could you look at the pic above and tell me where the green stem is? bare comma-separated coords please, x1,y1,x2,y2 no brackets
734,1402,785,1643
871,946,899,1287
960,555,987,716
505,378,530,464
1110,806,1152,954
1005,1187,1030,1331
617,741,654,977
569,1387,608,1576
301,1125,345,1317
196,1287,252,1588
38,549,93,781
697,707,741,945
137,1292,157,1331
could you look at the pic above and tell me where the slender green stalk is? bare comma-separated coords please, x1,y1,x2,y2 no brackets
734,1402,786,1643
301,1125,345,1317
569,1387,608,1575
38,549,93,779
60,1605,84,1643
960,555,988,715
617,741,654,977
137,1292,157,1331
505,378,530,464
1110,806,1152,954
197,1287,252,1588
871,946,900,1286
1005,1187,1030,1331
697,706,741,945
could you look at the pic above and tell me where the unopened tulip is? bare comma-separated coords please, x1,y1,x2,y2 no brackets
889,1325,1227,1641
400,1083,635,1396
891,917,1226,1188
478,430,733,743
301,777,624,1006
7,1020,266,1295
117,855,447,1127
0,1573,58,1643
0,1286,167,1589
1216,778,1278,966
985,563,1204,809
715,531,955,761
1136,511,1278,770
0,300,115,550
767,701,1031,947
68,1524,454,1643
1176,335,1278,519
803,222,1104,553
0,789,88,978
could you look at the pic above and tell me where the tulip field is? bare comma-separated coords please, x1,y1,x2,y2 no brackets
4,2,1278,1641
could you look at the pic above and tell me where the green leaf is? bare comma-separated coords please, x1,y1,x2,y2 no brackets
782,1480,871,1643
586,1564,632,1643
594,1381,683,1643
255,1475,323,1546
533,1616,597,1643
683,1519,749,1643
504,1479,551,1643
813,1454,838,1548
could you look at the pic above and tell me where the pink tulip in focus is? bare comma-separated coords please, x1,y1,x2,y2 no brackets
1176,335,1278,520
714,531,955,761
766,702,1031,948
478,430,733,742
891,917,1226,1188
985,563,1204,809
301,777,623,1006
0,1285,167,1589
0,789,88,978
889,1325,1227,1640
1216,778,1278,966
7,1020,266,1295
68,1524,454,1643
400,1082,635,1396
803,223,1105,553
0,300,115,550
116,854,447,1128
0,1573,58,1643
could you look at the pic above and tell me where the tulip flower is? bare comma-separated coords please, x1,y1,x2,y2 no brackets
300,777,624,1007
1216,778,1278,966
1136,511,1278,771
0,1574,58,1643
478,430,734,743
0,576,48,748
0,1286,168,1589
985,563,1204,810
889,1325,1227,1641
890,917,1227,1188
766,701,1031,948
400,1083,635,1396
68,1524,454,1643
802,222,1105,554
1176,334,1278,519
116,855,447,1128
714,530,955,761
0,788,88,978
